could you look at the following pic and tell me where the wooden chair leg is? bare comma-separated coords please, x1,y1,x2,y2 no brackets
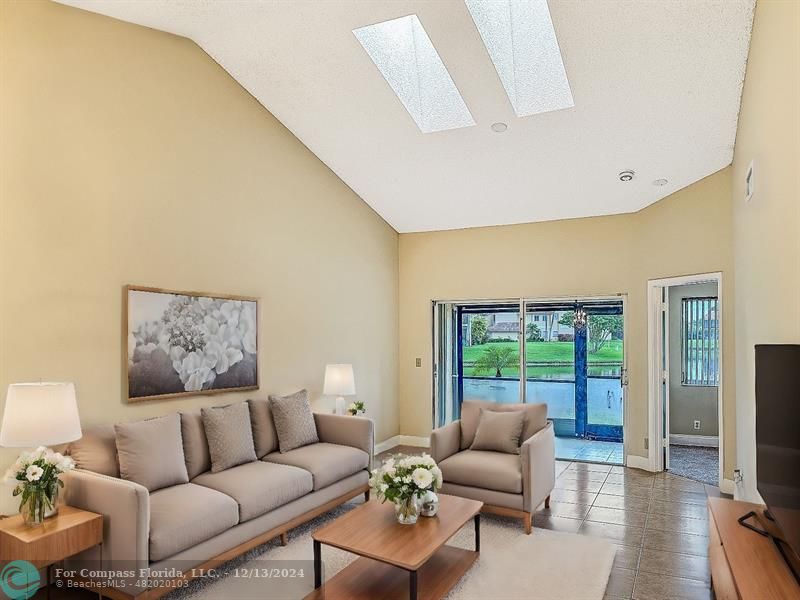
364,490,370,502
523,512,532,535
280,532,288,546
544,494,551,509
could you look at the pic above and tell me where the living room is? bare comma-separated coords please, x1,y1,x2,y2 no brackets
0,1,798,599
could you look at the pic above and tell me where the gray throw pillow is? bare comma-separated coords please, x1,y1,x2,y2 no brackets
269,389,319,453
67,424,120,477
202,402,257,473
115,414,189,491
470,409,525,454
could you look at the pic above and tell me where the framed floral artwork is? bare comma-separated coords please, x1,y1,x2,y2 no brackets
125,286,258,401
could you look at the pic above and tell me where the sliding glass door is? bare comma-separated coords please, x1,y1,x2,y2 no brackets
434,298,626,463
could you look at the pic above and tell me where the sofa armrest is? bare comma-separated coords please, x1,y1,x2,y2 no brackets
521,421,556,512
314,413,374,465
63,469,150,568
430,420,461,463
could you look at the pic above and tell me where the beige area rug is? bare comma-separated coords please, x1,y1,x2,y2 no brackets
167,500,615,600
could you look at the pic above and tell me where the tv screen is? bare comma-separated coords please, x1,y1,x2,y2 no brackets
755,344,800,560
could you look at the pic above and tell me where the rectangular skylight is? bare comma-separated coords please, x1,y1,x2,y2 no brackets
353,15,475,134
465,0,574,117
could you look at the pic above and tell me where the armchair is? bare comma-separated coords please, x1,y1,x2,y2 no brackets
430,400,555,534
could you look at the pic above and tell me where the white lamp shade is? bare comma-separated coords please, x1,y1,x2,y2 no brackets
0,382,82,447
323,364,356,397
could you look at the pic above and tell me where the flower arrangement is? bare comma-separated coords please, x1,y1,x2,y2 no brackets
369,453,442,524
347,400,365,416
3,446,75,525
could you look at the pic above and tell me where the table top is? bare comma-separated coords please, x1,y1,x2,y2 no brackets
0,505,103,566
313,494,482,571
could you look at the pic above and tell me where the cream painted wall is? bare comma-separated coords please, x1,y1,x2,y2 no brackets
399,169,736,478
731,0,799,502
0,0,399,486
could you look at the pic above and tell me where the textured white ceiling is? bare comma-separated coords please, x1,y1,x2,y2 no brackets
58,0,755,233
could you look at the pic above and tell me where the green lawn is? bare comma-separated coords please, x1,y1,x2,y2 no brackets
462,340,623,378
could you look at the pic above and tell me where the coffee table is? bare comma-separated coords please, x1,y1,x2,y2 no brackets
305,494,482,600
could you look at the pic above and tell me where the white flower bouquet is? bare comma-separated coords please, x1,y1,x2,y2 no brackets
347,400,365,416
3,446,75,525
369,453,442,524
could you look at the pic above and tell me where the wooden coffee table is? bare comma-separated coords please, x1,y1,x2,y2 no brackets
306,494,482,600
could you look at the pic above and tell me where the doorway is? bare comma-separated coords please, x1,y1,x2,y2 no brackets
648,273,725,489
434,296,627,465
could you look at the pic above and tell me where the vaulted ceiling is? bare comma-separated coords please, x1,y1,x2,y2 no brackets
60,0,755,232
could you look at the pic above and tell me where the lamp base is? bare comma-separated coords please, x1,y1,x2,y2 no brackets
334,396,346,415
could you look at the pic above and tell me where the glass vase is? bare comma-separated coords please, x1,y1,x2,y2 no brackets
394,496,420,525
20,483,58,526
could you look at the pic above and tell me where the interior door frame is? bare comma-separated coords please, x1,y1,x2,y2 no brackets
647,272,728,492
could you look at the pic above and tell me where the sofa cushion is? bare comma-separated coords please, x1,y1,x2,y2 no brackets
248,399,278,458
439,450,523,494
115,414,189,492
180,410,211,479
263,442,369,491
149,483,239,561
460,400,547,450
269,389,319,453
470,409,525,454
192,461,312,522
67,424,119,477
202,402,257,472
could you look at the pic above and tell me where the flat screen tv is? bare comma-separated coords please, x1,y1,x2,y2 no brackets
755,344,800,564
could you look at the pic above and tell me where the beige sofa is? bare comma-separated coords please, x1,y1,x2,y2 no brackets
430,400,555,534
63,401,372,599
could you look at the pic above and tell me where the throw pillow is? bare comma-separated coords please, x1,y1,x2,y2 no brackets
247,398,279,458
67,424,120,477
470,409,525,454
115,414,189,492
269,389,319,453
202,401,257,473
460,400,548,450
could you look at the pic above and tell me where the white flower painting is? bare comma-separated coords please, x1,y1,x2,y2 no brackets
126,287,258,400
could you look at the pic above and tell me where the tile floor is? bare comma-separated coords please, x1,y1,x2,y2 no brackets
555,437,624,464
377,446,725,600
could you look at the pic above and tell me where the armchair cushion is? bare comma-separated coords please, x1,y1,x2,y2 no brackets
470,409,524,454
149,483,239,561
439,449,522,494
460,400,547,450
263,442,369,490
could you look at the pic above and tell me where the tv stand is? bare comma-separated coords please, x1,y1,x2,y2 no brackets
709,498,800,599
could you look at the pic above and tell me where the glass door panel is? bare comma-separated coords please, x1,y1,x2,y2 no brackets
460,305,521,405
585,310,624,442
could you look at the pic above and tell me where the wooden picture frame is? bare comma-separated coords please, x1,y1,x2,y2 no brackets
125,285,259,402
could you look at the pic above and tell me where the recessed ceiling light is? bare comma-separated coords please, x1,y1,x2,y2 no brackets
491,122,508,133
619,170,635,182
353,15,475,134
465,0,574,118
653,178,669,186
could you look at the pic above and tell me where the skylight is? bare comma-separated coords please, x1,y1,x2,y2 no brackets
353,15,475,134
465,0,574,117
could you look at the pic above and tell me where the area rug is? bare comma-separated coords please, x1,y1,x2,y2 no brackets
165,499,615,600
669,445,718,486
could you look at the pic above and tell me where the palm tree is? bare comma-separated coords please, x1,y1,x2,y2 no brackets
473,346,519,377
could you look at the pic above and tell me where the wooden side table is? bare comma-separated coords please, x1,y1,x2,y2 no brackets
0,505,103,593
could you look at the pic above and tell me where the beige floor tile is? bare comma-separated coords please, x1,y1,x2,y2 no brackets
536,501,591,520
605,567,636,599
587,506,648,528
645,511,709,536
550,488,598,505
637,548,710,583
652,487,708,506
556,478,605,493
533,514,583,533
642,528,708,557
611,543,642,571
600,482,654,499
648,498,708,520
632,570,712,600
594,493,651,513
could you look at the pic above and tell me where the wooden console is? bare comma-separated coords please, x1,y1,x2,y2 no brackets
708,497,800,599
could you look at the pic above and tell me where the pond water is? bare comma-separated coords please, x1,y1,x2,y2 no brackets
463,377,623,426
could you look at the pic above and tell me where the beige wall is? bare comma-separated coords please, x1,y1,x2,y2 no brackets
668,283,719,438
399,169,736,478
731,0,800,501
0,0,399,484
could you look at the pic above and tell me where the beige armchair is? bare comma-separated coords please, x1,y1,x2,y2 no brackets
430,400,555,534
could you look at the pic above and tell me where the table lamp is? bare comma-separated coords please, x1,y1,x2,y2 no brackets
323,364,355,416
1,382,82,448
